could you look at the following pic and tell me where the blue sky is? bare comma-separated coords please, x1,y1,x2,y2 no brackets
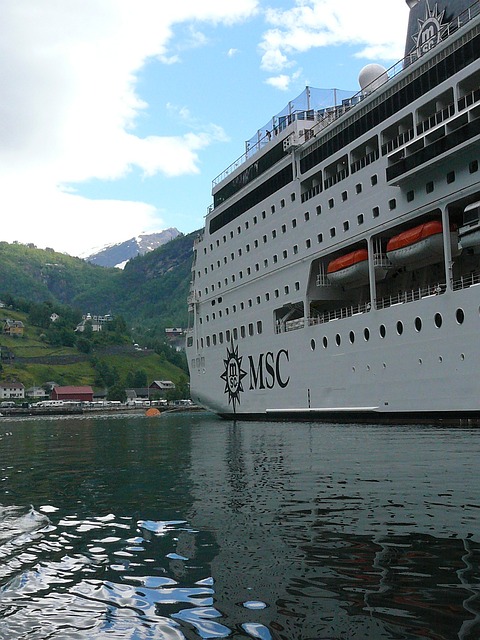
0,0,410,257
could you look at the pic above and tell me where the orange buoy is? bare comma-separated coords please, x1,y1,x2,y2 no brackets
145,407,161,417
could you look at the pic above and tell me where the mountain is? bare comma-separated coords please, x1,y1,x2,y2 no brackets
0,231,198,334
84,228,182,268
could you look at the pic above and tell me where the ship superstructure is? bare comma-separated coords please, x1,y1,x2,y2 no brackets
186,0,480,421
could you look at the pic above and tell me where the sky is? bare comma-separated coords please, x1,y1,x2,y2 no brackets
0,0,410,258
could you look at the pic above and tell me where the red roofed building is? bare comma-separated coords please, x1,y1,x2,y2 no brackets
50,386,94,402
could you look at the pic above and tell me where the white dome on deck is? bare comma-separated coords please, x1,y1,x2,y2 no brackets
359,63,388,94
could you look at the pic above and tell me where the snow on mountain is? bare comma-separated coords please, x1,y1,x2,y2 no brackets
84,228,182,268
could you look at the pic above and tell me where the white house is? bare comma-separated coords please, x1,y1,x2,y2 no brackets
0,382,25,399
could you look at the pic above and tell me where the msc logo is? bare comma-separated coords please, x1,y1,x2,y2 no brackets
412,3,448,60
221,342,290,411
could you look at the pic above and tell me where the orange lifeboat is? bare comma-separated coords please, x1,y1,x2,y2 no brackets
327,249,369,286
386,220,458,268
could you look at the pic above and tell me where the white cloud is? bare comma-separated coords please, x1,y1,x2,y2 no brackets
0,0,258,255
265,74,292,91
259,0,409,73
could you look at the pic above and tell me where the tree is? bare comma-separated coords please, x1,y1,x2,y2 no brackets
107,384,127,403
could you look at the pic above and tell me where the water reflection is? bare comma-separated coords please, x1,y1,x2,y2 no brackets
0,414,479,638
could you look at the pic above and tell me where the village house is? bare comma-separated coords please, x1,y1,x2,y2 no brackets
3,319,24,337
50,386,94,402
75,313,113,333
149,380,176,398
0,381,25,399
26,386,49,399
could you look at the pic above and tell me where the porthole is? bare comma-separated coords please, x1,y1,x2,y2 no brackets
434,313,442,328
379,324,386,338
396,321,403,335
349,331,355,344
335,334,341,346
438,356,443,363
323,336,328,349
456,308,465,324
460,353,465,361
364,327,370,341
418,358,423,365
414,317,422,332
310,339,316,351
366,364,371,371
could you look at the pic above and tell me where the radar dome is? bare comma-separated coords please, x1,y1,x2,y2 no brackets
358,64,388,94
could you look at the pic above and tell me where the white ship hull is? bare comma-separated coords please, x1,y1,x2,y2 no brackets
186,0,480,422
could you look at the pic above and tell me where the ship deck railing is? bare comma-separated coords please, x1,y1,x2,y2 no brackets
210,1,480,192
375,283,446,309
452,270,480,291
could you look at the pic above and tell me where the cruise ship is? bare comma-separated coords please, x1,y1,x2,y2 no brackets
186,0,480,421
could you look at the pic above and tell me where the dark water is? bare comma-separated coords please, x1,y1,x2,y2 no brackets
0,412,479,639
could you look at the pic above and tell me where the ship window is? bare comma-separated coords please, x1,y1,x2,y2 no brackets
407,190,414,202
219,332,224,344
200,338,204,348
396,321,403,335
273,255,278,263
357,214,364,225
371,174,378,186
283,250,288,259
206,336,210,347
269,207,274,215
265,292,270,301
316,205,322,215
226,330,231,342
281,199,285,208
445,170,455,184
469,160,478,174
373,207,379,218
264,259,268,267
304,212,310,221
248,299,253,307
292,219,297,228
293,245,298,254
323,336,328,349
272,230,277,239
284,286,289,295
317,233,323,243
240,302,244,310
261,235,266,244
254,239,259,248
233,328,238,340
434,313,442,328
343,221,349,232
256,296,261,304
364,328,370,341
295,281,300,291
210,244,213,251
241,326,246,338
282,224,287,233
230,253,234,260
238,249,242,257
379,324,386,338
231,275,235,283
230,231,234,238
291,192,295,201
275,289,279,298
389,199,396,210
349,331,355,344
306,238,311,248
223,235,227,243
335,333,341,346
212,334,217,346
310,339,316,351
248,323,254,336
233,304,237,312
255,263,260,271
257,321,263,334
237,226,241,234
330,228,336,238
246,244,250,252
456,308,465,324
328,198,334,209
245,221,249,230
247,267,251,275
253,216,257,224
414,317,422,332
356,183,362,194
341,191,347,202
426,181,434,194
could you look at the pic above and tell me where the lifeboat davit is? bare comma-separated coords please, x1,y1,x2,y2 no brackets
327,249,369,286
386,220,459,269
